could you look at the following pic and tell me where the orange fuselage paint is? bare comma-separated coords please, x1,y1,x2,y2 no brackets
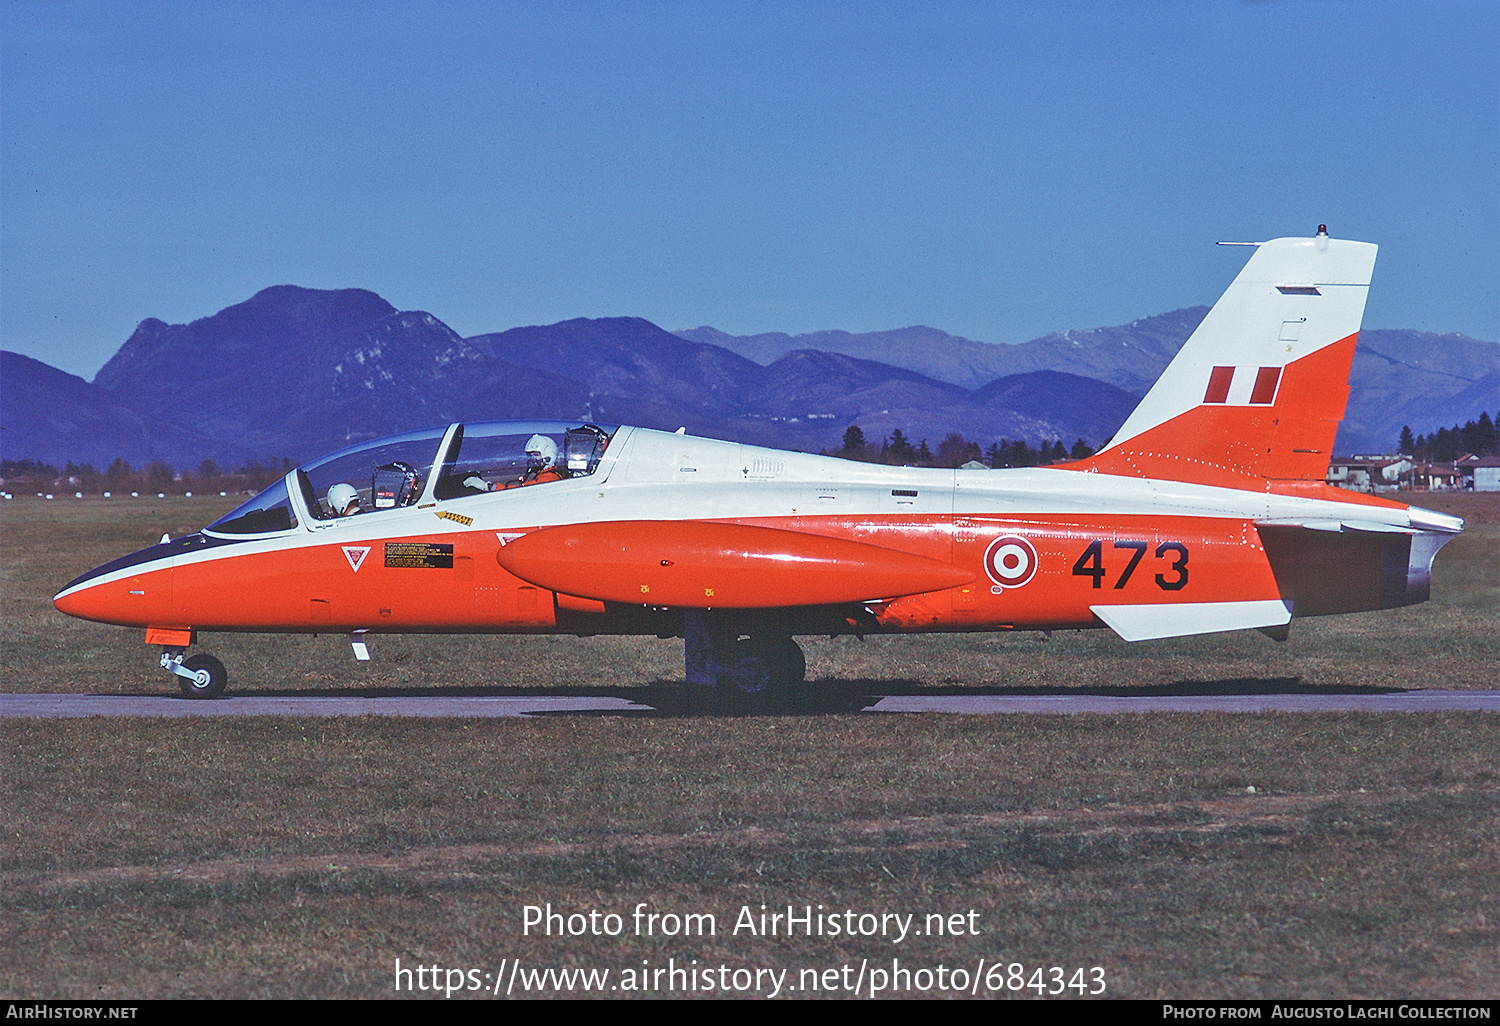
58,513,1289,637
730,513,1280,631
58,533,557,633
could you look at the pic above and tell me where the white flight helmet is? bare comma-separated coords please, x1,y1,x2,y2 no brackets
525,434,558,471
327,482,361,516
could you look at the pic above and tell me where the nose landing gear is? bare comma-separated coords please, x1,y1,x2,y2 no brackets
161,649,228,699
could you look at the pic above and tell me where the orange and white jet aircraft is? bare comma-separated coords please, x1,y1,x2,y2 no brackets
54,229,1463,706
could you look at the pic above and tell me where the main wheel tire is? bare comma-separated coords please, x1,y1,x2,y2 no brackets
763,636,807,713
178,653,228,699
727,636,806,713
772,636,806,689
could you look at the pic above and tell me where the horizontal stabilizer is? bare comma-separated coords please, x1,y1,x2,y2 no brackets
1256,518,1414,534
1092,599,1292,641
497,520,975,608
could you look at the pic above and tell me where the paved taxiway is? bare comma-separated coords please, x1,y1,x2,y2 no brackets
3,690,1497,718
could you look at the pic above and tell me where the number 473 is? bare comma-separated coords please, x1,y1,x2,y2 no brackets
1071,539,1188,591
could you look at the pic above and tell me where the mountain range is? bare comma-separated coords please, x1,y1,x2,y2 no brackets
2,285,1494,471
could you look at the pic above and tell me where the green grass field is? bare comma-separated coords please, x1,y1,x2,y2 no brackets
2,493,1497,998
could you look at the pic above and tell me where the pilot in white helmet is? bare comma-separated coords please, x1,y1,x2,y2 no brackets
521,435,563,484
327,482,362,517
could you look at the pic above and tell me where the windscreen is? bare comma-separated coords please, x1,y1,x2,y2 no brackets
203,477,299,535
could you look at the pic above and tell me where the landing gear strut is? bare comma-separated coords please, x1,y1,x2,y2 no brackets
161,648,228,699
684,610,806,713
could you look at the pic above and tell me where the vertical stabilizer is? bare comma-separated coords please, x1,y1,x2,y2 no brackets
1072,232,1376,488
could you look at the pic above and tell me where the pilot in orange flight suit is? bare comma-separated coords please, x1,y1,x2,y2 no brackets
507,434,565,488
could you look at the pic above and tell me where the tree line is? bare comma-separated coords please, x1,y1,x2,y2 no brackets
832,426,1097,469
0,457,294,494
1398,413,1497,463
12,412,1491,493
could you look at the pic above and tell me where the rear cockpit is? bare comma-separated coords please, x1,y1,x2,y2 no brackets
203,421,616,538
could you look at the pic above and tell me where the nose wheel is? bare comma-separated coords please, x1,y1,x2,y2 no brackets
161,649,228,699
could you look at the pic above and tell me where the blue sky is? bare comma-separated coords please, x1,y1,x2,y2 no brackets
3,0,1496,380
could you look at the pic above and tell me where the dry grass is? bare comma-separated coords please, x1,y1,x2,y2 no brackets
2,493,1497,999
2,716,1496,999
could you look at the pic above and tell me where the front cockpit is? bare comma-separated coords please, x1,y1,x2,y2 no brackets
203,421,616,538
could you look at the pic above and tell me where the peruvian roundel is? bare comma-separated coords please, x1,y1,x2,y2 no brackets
984,535,1039,590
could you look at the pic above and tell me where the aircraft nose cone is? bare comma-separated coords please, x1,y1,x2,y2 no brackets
53,539,182,627
53,578,119,624
53,563,171,628
52,589,83,618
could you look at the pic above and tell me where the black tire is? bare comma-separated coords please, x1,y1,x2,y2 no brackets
772,636,806,690
730,636,806,713
732,636,806,690
178,653,227,699
729,638,772,695
764,637,808,713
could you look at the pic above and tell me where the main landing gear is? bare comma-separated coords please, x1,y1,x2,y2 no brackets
684,610,807,714
161,648,228,699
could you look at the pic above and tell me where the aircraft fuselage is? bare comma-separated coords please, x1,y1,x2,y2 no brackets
54,425,1460,643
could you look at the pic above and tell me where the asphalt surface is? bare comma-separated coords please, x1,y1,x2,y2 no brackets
3,690,1497,718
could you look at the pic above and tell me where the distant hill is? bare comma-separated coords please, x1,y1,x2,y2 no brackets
677,324,1017,391
1338,329,1500,454
680,316,1498,455
91,286,487,462
3,285,1494,470
465,316,760,432
0,350,217,470
676,308,1209,394
971,370,1141,445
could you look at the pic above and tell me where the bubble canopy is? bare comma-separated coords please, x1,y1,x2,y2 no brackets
203,421,616,537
